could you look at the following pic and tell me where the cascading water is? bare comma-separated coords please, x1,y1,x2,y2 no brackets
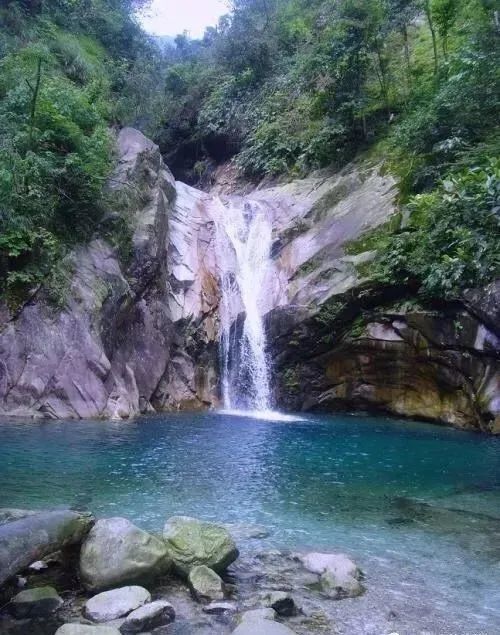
215,197,273,413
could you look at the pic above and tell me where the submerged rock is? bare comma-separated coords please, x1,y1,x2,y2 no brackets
163,516,239,577
232,620,298,635
262,591,298,617
10,585,63,618
239,608,277,622
56,625,122,635
188,565,225,603
0,509,36,526
0,510,94,587
298,552,364,599
119,599,175,633
84,586,151,623
80,517,171,591
202,601,237,615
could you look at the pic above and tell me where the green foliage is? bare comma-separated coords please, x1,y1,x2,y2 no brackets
0,0,161,299
374,160,500,298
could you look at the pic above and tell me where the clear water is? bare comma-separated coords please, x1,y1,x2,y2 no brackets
1,412,500,632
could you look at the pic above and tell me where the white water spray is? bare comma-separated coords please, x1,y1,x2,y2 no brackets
215,197,273,412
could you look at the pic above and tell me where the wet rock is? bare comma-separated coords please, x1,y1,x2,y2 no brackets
262,591,298,617
28,560,48,572
0,510,94,586
83,586,151,623
239,608,277,622
119,600,175,633
163,516,239,577
232,620,298,635
188,565,225,603
298,552,364,599
80,518,171,591
10,586,63,618
56,625,122,635
202,601,237,615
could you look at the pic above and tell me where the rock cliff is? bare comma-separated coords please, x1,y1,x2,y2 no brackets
0,129,498,432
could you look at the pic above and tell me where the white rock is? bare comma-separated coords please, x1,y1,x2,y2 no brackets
84,586,151,623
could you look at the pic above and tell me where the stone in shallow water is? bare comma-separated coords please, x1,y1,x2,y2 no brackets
0,510,94,587
189,565,225,603
297,552,364,599
232,620,298,635
10,585,63,618
84,586,151,623
223,523,270,541
202,601,237,615
119,600,175,633
239,608,277,622
56,625,121,635
80,517,171,591
262,591,298,617
163,516,239,577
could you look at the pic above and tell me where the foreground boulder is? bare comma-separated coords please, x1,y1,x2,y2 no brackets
163,516,239,577
10,585,63,618
298,552,364,599
80,518,171,591
84,586,151,622
56,625,121,635
0,510,94,586
188,565,225,602
120,600,175,633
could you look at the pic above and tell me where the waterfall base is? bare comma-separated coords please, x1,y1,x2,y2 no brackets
218,408,306,422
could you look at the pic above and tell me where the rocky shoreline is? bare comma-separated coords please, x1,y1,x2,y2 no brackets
0,509,364,635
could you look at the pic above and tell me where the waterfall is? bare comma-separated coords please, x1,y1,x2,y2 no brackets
215,197,273,412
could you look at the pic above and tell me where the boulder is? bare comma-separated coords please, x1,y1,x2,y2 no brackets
10,586,63,618
0,510,94,586
119,600,175,633
232,621,298,635
80,518,171,591
262,591,298,617
163,516,239,577
298,552,364,599
240,608,277,622
188,565,225,603
84,586,151,623
56,626,121,635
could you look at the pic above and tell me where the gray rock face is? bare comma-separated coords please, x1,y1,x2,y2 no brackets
0,128,218,420
0,510,94,586
188,565,225,603
80,517,171,591
119,599,175,633
84,586,151,622
56,625,122,635
163,516,239,577
10,585,63,618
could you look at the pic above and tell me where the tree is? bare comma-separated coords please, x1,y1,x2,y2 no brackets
432,0,459,59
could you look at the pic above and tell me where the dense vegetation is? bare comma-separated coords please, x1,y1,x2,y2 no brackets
0,0,498,304
0,0,160,299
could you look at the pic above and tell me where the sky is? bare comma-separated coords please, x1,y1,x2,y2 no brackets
139,0,228,38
